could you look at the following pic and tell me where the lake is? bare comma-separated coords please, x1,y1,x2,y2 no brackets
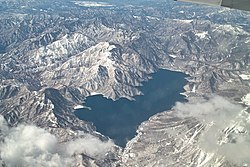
75,69,188,147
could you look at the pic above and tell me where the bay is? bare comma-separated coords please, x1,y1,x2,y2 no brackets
75,70,188,147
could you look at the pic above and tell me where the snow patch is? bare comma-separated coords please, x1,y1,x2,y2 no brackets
74,1,113,7
242,94,250,106
191,85,196,93
169,54,177,58
146,16,160,21
239,74,250,80
91,92,101,96
132,15,141,19
196,31,208,39
173,19,193,24
74,105,84,110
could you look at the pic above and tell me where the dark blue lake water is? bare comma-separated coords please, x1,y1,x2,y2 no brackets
75,70,188,147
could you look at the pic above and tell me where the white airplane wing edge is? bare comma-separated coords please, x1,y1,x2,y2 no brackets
175,0,250,11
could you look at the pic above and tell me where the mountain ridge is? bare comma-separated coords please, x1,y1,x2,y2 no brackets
0,0,250,166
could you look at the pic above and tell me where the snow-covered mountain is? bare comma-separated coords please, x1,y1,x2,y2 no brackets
0,0,250,166
122,96,250,167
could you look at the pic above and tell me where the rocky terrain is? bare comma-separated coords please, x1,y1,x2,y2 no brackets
0,0,250,166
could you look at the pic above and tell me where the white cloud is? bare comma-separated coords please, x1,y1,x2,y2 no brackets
0,116,114,167
173,95,242,122
173,96,250,166
65,135,114,159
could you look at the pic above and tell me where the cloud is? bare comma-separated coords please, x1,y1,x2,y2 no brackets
173,95,242,122
0,116,114,167
173,95,250,166
65,135,114,159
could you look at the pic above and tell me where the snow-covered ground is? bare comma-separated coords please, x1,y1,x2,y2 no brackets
74,1,113,7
